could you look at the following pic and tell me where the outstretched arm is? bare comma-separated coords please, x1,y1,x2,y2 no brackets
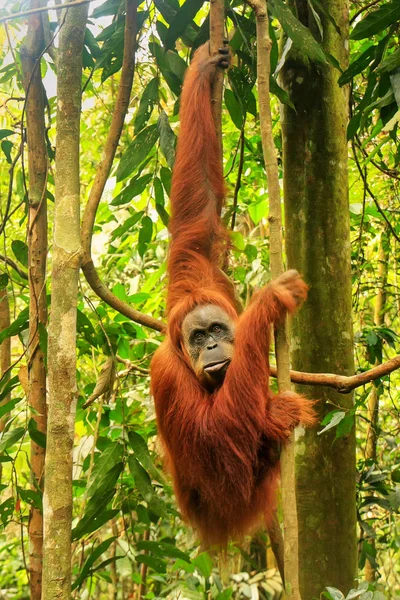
168,44,230,291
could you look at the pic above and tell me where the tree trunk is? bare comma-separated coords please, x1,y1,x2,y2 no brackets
0,290,11,444
365,232,388,582
281,0,357,596
0,289,10,484
20,4,48,598
42,4,88,599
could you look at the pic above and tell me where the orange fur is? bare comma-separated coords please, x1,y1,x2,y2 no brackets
150,43,315,545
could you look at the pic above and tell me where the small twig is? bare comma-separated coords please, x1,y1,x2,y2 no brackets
231,126,245,230
353,143,400,243
0,254,28,280
350,0,381,25
0,148,22,236
0,0,93,23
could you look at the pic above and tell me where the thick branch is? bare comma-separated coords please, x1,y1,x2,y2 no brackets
82,261,165,332
79,0,163,331
270,354,400,394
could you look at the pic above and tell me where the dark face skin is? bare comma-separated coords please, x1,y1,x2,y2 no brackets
182,305,235,390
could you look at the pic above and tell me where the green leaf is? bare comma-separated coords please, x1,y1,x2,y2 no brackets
111,211,144,241
136,554,167,573
192,552,213,578
269,77,295,109
111,174,153,206
156,203,170,227
224,89,243,130
149,43,182,96
28,419,46,449
271,0,328,64
0,398,22,419
164,51,188,81
154,177,165,206
0,129,14,140
77,309,98,347
87,443,123,498
128,431,168,488
138,216,153,257
0,427,25,453
134,78,159,134
0,309,29,345
318,411,346,435
1,140,13,163
160,167,172,196
164,0,205,49
0,375,20,402
325,588,345,600
377,47,400,74
307,0,341,35
129,455,153,501
351,3,400,40
248,200,268,225
154,0,177,23
158,111,176,167
116,125,159,181
338,45,375,86
72,536,117,590
0,274,9,290
18,488,42,510
137,540,190,562
72,462,123,539
11,240,28,267
72,509,119,540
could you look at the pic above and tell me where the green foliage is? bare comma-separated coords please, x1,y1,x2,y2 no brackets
0,0,399,596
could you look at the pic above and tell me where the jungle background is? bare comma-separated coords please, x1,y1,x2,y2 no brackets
0,0,399,598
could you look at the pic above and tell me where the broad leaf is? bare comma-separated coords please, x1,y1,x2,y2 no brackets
116,125,159,181
271,0,328,65
351,3,400,40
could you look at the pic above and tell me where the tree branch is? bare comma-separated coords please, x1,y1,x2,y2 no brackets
0,254,28,280
0,0,93,23
270,354,400,394
80,0,165,333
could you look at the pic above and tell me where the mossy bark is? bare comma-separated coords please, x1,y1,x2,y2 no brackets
281,0,357,596
42,4,88,599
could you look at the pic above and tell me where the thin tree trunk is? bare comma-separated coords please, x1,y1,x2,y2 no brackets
0,289,11,451
20,3,48,598
42,4,88,598
246,0,300,596
281,0,357,596
365,232,388,582
0,289,10,484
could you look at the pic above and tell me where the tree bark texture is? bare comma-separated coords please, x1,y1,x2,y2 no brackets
247,0,301,595
0,289,11,483
20,3,48,597
281,0,357,596
365,232,388,583
42,4,88,599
